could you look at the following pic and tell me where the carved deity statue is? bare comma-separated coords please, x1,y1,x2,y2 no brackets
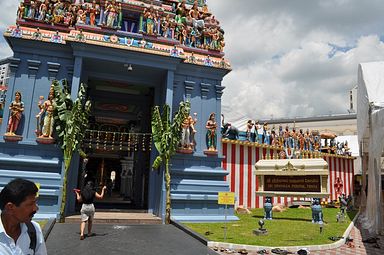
105,0,118,28
35,95,45,136
143,6,156,35
6,91,24,135
255,121,263,144
298,129,305,151
189,0,204,30
17,2,25,20
245,120,254,142
37,86,55,138
283,125,290,148
205,112,217,151
88,0,100,26
175,0,187,24
180,113,197,150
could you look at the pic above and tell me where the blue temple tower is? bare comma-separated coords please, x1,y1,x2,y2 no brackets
0,0,236,222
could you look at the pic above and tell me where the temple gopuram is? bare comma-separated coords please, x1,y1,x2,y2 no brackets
0,0,234,222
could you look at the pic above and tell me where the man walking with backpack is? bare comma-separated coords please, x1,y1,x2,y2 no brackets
0,178,47,254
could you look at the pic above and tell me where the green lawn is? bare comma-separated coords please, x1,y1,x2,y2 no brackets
183,208,357,246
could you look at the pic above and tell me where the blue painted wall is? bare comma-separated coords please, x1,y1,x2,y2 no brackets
0,39,74,219
0,35,235,222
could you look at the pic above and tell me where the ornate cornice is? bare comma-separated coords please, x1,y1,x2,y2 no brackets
5,26,231,70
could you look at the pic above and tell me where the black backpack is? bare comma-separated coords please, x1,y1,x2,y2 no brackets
26,221,37,254
81,187,95,203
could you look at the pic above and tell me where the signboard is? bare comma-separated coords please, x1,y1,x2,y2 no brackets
218,192,235,205
35,183,40,197
264,175,321,192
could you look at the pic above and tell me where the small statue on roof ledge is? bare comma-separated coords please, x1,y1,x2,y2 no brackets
204,55,213,66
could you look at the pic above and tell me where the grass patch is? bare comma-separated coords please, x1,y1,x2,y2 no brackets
183,208,357,246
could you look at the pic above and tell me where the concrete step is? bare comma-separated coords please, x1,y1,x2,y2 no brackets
65,212,162,224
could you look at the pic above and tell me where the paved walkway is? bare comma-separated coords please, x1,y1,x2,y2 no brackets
46,223,219,255
65,212,162,224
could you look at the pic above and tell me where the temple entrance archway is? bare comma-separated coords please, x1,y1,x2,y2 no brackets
76,78,154,210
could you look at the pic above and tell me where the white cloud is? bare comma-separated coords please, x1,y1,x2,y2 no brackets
0,1,18,59
208,0,384,121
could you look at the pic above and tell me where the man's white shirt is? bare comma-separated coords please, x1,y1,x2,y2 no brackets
0,219,47,255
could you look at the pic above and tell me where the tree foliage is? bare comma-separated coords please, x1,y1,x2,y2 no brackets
151,101,190,223
52,80,91,222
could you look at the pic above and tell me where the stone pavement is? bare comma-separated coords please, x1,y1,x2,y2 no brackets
46,223,219,255
212,224,383,255
64,211,162,224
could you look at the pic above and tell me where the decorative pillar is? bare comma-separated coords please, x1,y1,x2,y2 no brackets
98,5,104,26
66,65,74,86
139,14,144,33
26,59,42,139
71,56,83,99
165,70,173,108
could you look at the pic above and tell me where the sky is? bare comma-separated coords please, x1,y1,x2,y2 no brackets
2,1,384,123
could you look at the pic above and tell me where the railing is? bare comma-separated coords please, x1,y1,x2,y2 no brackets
83,129,152,152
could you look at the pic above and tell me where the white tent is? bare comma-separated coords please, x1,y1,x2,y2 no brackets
357,61,384,236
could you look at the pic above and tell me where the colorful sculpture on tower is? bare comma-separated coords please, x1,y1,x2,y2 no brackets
5,91,24,136
36,86,55,139
35,95,45,136
14,0,226,53
205,112,217,151
179,113,197,151
240,118,351,157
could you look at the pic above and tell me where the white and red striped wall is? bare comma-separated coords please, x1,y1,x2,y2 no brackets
221,140,355,208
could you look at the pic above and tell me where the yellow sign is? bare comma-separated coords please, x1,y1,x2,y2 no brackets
35,183,40,198
218,192,235,205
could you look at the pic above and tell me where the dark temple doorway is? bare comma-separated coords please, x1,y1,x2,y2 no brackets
77,78,153,211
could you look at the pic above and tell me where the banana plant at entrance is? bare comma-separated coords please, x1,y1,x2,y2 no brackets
52,80,91,222
151,101,190,224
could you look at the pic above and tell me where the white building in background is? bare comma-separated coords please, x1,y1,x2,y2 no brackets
0,60,9,87
0,59,9,120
